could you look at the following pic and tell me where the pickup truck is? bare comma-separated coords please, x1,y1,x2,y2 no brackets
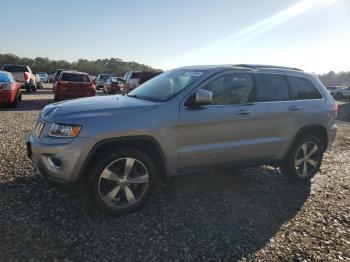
2,64,37,93
120,70,162,93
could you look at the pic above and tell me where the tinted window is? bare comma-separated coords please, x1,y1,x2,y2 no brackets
54,70,66,81
60,73,90,82
202,73,255,105
99,74,111,80
3,65,28,73
139,72,161,84
286,76,322,100
130,72,141,79
256,73,290,102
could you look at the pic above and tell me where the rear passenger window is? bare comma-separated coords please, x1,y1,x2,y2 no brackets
202,73,255,105
256,73,290,102
286,76,322,100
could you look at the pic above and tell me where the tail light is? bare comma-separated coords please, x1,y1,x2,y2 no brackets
333,102,339,113
24,72,29,81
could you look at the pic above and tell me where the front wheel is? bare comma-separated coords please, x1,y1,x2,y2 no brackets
88,149,156,215
280,135,323,181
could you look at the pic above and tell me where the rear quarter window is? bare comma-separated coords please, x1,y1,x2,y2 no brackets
286,76,322,100
60,73,90,82
256,73,290,102
2,65,28,73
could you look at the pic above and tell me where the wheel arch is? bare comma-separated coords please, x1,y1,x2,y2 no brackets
288,124,328,155
78,136,170,183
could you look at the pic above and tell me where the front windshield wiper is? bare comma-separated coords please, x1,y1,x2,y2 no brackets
126,94,144,100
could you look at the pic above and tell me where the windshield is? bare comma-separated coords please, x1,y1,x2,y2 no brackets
99,74,111,80
128,69,205,102
60,73,90,82
3,65,28,73
0,72,12,82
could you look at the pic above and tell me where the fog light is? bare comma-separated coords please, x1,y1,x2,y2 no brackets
48,156,62,169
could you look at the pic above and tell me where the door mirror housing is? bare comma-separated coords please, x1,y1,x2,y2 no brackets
186,89,213,107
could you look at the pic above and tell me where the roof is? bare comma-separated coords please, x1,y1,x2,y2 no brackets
235,64,303,71
60,70,88,75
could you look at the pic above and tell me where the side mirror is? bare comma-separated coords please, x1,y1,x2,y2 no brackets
186,89,213,107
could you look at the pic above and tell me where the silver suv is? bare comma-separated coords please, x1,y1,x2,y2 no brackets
26,65,338,215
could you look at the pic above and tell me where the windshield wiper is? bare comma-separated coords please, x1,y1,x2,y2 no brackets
126,94,144,100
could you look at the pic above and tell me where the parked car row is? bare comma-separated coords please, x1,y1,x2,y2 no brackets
326,86,350,100
0,71,22,107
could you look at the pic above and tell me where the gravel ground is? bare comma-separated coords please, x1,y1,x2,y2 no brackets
0,86,349,261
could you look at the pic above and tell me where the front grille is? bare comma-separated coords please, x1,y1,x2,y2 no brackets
32,121,45,139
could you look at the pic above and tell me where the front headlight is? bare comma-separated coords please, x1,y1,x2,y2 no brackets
2,84,12,90
49,123,82,138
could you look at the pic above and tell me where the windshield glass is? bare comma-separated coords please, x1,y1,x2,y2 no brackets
3,65,28,73
99,74,110,80
0,72,12,82
60,73,90,82
128,69,205,102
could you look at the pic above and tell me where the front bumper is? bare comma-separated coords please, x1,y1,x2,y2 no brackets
26,132,95,184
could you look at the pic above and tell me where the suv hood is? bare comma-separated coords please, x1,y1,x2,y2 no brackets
41,95,157,123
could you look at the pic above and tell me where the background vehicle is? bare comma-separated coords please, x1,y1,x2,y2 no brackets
0,71,21,108
2,64,36,93
121,70,162,93
96,74,111,89
54,71,95,101
35,74,44,89
328,86,350,100
37,72,49,83
27,65,337,215
90,76,97,85
53,69,69,87
103,76,123,94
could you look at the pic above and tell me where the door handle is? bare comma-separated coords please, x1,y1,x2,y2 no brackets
288,106,302,111
236,109,252,115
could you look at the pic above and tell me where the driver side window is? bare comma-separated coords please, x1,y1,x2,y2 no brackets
202,73,255,105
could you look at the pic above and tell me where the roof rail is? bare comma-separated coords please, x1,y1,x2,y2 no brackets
235,64,303,71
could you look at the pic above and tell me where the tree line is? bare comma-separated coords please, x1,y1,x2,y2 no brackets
318,71,350,87
1,53,349,86
0,53,157,77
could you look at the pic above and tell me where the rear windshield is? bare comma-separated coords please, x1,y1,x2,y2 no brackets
2,65,28,73
0,72,12,82
60,73,90,82
99,74,111,80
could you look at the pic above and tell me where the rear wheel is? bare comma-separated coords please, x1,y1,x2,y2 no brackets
280,135,323,181
88,149,156,215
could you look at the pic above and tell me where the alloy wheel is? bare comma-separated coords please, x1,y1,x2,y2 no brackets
98,157,149,208
294,141,320,178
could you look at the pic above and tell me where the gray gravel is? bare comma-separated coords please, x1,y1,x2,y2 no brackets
0,86,349,261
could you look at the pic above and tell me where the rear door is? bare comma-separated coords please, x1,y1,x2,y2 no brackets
178,70,259,170
253,73,298,159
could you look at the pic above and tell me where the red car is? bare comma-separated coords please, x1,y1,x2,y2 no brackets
103,77,123,94
54,71,96,101
0,71,22,108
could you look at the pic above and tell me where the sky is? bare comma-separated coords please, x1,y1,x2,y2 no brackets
1,0,349,73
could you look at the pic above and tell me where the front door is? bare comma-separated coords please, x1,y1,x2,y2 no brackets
177,71,258,171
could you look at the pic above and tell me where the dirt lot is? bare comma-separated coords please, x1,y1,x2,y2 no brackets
0,86,349,261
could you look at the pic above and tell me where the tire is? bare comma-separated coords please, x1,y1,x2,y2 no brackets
334,93,343,101
88,149,156,215
10,94,19,108
18,92,22,101
53,95,59,102
280,135,323,181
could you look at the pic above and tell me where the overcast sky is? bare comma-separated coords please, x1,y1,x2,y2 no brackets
1,0,349,73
